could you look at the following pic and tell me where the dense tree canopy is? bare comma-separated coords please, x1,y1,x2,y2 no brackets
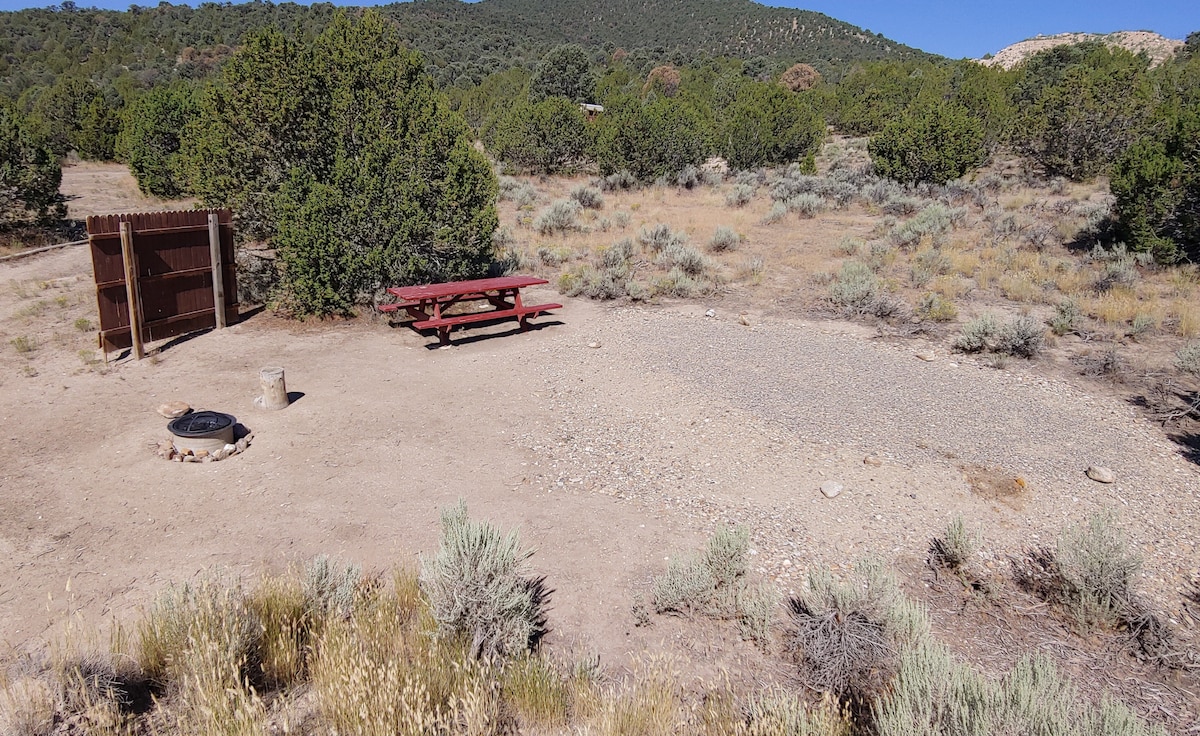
183,11,497,316
0,101,63,228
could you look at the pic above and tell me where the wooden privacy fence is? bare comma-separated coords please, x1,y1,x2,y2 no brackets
87,209,238,358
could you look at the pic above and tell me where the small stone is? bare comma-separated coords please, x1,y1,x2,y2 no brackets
211,449,228,461
1086,466,1115,483
587,341,601,349
235,439,249,453
704,309,716,318
224,443,237,454
863,455,883,467
916,351,936,362
739,314,751,327
157,401,191,419
195,450,209,459
183,454,200,463
820,481,843,499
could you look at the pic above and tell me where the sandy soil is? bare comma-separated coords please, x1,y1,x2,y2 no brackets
1,164,1198,728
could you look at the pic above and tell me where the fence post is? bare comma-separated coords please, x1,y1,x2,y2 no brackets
208,213,226,330
119,221,144,360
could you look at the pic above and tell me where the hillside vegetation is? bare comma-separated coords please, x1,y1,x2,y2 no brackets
0,0,930,98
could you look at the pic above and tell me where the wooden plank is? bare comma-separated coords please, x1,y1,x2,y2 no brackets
208,213,226,329
388,275,549,301
412,303,561,329
119,221,144,360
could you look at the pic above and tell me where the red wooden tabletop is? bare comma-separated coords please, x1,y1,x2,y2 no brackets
387,275,549,301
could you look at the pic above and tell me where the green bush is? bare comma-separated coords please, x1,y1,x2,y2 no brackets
490,96,590,175
419,501,550,660
1,101,64,227
593,96,708,182
182,12,497,317
718,80,825,170
869,103,986,185
116,81,200,198
528,44,594,104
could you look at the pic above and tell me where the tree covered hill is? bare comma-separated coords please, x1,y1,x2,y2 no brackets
0,0,934,97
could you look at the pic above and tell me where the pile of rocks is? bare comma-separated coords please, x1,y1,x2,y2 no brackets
152,434,252,463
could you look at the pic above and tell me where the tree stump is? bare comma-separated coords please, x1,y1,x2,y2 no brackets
256,366,289,410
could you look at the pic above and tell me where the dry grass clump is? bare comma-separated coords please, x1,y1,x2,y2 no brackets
650,526,777,648
928,515,978,573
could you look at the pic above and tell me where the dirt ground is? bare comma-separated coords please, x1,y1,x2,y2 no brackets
2,164,1198,728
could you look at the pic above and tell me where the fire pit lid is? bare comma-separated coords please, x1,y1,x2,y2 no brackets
168,410,235,438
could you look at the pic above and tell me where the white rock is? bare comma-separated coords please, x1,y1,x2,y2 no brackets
820,481,843,499
916,351,936,362
587,341,602,349
863,455,883,467
1086,466,1116,483
704,309,716,318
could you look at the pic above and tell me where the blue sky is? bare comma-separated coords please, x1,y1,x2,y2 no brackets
0,0,1193,60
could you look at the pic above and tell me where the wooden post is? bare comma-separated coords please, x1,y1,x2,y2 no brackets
119,221,144,360
208,213,226,329
256,367,289,410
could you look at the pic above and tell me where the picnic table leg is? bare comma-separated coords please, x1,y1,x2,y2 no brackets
437,326,452,345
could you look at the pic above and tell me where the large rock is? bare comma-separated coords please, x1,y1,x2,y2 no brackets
157,401,191,419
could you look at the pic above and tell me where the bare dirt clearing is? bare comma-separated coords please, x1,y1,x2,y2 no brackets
2,164,1198,730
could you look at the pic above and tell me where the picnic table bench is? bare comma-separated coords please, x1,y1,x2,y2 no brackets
378,275,562,345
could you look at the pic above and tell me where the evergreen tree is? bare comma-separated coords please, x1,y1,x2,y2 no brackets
529,44,595,103
869,102,986,184
1,101,64,227
183,11,497,317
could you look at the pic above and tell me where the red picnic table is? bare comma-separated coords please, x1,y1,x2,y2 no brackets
378,275,562,345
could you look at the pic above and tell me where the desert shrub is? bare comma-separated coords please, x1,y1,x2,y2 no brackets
785,560,911,710
1072,347,1125,378
651,526,776,647
419,501,550,660
835,235,864,256
953,314,999,353
569,185,604,210
996,315,1045,358
655,267,702,297
599,169,638,191
881,194,923,216
787,193,825,218
915,292,957,322
725,184,755,207
888,203,963,248
828,261,897,317
534,199,582,235
1056,513,1142,628
875,644,1164,736
657,243,708,276
675,164,701,189
770,173,820,201
500,179,538,208
537,245,572,266
1176,342,1200,377
862,179,902,205
1050,299,1081,335
303,555,361,618
614,211,631,229
761,201,788,224
709,226,740,252
1095,254,1139,292
929,516,978,572
820,180,859,209
600,238,634,270
565,265,628,300
638,223,686,252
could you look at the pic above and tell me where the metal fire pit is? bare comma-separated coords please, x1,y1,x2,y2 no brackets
168,410,236,454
